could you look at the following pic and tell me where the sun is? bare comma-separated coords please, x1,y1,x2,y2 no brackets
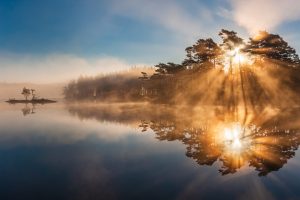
232,47,246,64
222,46,253,74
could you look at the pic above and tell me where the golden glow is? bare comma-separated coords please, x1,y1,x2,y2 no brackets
232,48,246,64
70,104,300,176
220,123,248,153
222,46,253,74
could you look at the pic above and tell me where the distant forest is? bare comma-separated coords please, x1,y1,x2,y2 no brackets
64,67,154,102
64,29,300,106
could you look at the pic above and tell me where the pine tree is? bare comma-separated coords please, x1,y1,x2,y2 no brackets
247,31,300,67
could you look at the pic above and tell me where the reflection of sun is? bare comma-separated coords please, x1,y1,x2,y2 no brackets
224,124,243,151
218,122,252,154
143,115,299,175
224,126,242,149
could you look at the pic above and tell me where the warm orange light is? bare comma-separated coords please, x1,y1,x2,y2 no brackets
223,123,244,152
222,46,252,74
233,48,246,64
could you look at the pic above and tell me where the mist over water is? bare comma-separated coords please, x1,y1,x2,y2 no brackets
1,101,300,199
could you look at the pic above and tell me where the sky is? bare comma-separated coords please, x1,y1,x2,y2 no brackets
1,0,300,83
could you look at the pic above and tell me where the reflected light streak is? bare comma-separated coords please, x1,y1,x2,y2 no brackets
221,123,249,153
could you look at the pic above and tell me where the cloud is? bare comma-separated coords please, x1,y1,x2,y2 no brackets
229,0,300,34
0,54,148,83
110,0,213,40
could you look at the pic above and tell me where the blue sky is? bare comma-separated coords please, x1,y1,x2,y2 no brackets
1,0,300,83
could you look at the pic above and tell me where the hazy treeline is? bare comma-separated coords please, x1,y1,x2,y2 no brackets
64,67,154,102
64,29,300,106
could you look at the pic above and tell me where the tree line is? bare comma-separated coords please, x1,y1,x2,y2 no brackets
64,29,300,104
63,67,154,101
138,29,300,105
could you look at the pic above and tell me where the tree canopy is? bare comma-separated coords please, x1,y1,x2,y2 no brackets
21,87,31,100
153,29,300,78
246,31,300,67
219,29,244,51
182,38,221,68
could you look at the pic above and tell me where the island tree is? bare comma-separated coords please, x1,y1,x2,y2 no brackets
21,87,31,101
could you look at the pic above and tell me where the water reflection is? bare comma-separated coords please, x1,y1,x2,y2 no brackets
1,102,300,199
144,120,299,176
67,103,300,176
21,104,36,116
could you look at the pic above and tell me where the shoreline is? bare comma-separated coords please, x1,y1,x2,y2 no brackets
6,99,57,104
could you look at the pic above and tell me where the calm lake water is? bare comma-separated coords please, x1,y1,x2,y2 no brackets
0,102,300,200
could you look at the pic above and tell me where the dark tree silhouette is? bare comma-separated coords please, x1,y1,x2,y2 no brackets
21,87,31,101
246,31,300,67
219,29,245,71
183,38,221,68
138,72,149,81
154,62,184,75
219,29,244,50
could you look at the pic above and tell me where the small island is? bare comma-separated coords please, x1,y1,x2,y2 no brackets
6,87,57,104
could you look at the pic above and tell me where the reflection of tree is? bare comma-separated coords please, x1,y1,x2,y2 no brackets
138,108,300,176
67,103,300,176
230,131,297,175
21,104,36,116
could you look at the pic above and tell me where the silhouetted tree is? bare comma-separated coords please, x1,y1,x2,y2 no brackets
219,29,244,50
21,87,31,101
246,31,300,67
138,72,149,80
154,62,184,75
183,38,221,68
219,29,245,72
